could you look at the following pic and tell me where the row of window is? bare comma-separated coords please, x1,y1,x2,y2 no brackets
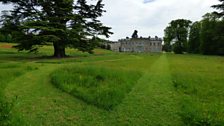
122,42,161,46
122,47,161,51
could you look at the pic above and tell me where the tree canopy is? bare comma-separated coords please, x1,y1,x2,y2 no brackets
212,0,224,18
188,21,201,53
0,0,113,58
200,13,224,55
163,0,224,56
163,19,191,54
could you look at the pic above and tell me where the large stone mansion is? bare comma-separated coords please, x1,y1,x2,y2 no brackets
108,36,163,53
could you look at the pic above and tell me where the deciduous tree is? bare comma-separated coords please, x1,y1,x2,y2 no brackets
200,13,224,55
164,19,191,54
188,21,201,53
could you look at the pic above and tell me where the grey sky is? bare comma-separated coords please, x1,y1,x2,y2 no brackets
99,0,220,41
0,0,220,41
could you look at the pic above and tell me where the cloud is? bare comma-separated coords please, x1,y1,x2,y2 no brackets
143,0,156,4
0,0,221,41
100,0,220,41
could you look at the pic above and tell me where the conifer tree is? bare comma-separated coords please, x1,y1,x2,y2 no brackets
212,0,224,18
0,0,112,58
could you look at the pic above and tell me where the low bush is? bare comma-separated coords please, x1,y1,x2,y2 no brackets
51,65,142,110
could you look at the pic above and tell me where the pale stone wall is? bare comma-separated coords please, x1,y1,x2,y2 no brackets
109,42,121,52
116,37,162,53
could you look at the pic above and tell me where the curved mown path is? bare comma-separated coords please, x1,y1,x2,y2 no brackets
5,54,182,126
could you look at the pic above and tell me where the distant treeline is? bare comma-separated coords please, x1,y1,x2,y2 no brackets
163,0,224,55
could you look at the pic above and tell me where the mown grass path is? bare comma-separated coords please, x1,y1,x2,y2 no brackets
5,54,183,125
107,54,182,125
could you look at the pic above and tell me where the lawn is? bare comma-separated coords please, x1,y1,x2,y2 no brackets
0,43,223,126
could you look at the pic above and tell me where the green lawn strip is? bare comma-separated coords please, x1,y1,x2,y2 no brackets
4,63,124,126
103,54,182,126
4,64,82,126
0,61,39,125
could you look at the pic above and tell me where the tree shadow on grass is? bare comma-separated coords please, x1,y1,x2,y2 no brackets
5,56,85,63
0,51,113,65
0,48,115,64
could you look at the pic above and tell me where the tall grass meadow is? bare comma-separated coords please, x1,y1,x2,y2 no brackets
51,65,142,110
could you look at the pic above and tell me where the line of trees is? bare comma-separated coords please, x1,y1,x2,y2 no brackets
163,0,224,55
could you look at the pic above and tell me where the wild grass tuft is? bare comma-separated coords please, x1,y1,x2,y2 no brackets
179,98,224,126
51,65,142,110
169,55,224,126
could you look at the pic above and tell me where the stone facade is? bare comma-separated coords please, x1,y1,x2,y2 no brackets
109,37,162,53
109,42,121,52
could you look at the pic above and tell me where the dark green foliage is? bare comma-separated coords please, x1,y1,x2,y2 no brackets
0,33,12,43
0,0,112,57
188,22,201,53
164,1,224,56
212,0,224,18
187,1,224,55
163,28,173,52
173,41,184,54
162,43,172,52
200,13,224,55
164,19,192,54
51,65,142,110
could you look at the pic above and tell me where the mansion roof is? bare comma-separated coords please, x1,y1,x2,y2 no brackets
118,37,162,42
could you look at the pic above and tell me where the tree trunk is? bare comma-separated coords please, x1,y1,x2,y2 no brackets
53,42,66,58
